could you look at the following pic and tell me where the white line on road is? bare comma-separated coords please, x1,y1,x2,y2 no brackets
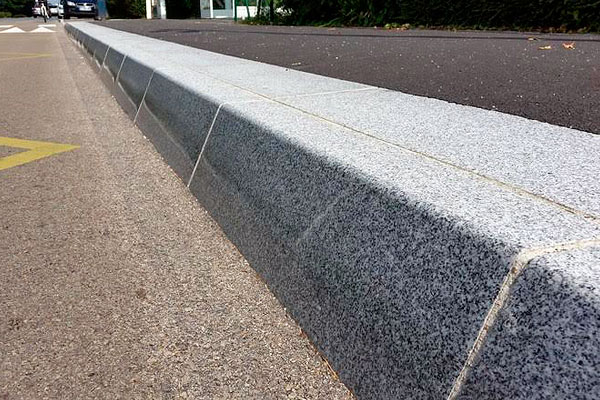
0,25,56,34
0,27,25,33
30,27,55,33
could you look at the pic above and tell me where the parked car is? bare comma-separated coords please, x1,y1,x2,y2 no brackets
48,0,59,16
61,0,97,19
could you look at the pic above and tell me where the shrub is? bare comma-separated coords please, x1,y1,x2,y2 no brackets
166,0,203,18
106,0,145,18
277,0,600,31
0,0,33,16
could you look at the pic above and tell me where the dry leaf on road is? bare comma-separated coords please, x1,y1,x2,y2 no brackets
562,42,575,49
538,45,552,50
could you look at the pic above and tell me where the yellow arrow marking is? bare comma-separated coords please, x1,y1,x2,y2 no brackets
0,136,79,172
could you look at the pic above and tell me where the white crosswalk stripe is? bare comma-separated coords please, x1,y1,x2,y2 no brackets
0,27,26,33
0,25,55,34
30,27,55,33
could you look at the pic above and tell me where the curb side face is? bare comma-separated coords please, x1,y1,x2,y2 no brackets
458,247,600,400
188,103,506,398
138,68,262,183
103,47,125,81
91,41,109,66
117,56,154,112
188,101,600,399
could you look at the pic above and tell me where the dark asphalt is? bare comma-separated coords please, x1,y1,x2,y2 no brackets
97,19,600,134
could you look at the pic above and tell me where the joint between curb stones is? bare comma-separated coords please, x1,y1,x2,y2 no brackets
447,237,600,400
100,44,111,71
115,54,127,84
134,69,158,124
186,98,268,188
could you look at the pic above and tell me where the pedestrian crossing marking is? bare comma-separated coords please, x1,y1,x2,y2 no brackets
31,27,55,33
0,25,56,34
0,27,26,33
0,136,79,172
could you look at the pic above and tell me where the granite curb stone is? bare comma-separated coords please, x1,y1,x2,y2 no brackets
457,246,600,399
189,100,600,398
136,67,263,182
278,89,600,218
66,22,600,400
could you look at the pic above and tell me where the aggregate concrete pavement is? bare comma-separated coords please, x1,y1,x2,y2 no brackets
0,19,352,399
97,19,600,135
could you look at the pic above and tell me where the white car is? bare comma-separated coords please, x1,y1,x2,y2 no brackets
62,0,97,19
49,0,60,16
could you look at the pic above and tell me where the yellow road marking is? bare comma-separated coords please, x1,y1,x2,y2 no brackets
0,136,79,172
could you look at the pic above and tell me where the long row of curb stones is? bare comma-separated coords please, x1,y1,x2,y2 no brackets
66,22,600,399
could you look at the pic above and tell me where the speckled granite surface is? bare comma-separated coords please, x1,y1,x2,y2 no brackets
189,100,600,398
137,67,262,182
279,89,600,218
66,22,600,400
101,47,124,81
458,247,600,399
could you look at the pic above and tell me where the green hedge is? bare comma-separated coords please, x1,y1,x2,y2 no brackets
278,0,600,31
166,0,200,19
106,0,198,19
106,0,145,18
0,0,33,16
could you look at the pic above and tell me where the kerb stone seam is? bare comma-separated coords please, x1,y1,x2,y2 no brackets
115,54,127,84
99,44,111,71
134,69,157,124
184,88,377,189
447,237,600,399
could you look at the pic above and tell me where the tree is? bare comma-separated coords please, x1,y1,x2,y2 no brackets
0,0,35,16
106,0,145,18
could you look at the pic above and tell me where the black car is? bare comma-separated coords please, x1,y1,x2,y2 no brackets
61,0,96,18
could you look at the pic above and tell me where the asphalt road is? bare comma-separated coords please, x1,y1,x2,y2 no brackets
0,20,351,399
98,19,600,135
